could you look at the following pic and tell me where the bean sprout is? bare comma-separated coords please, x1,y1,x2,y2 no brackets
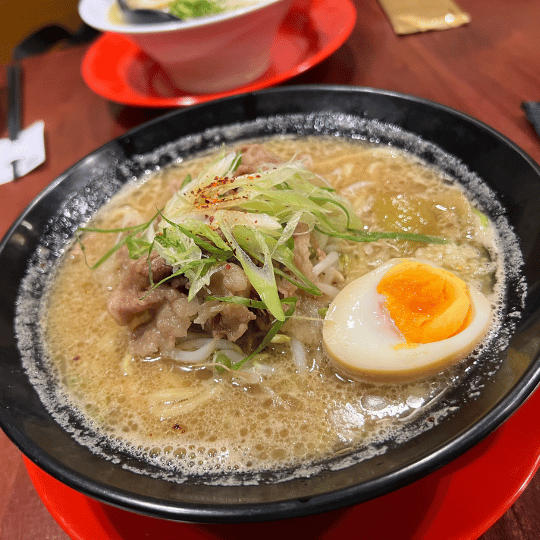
290,337,308,372
312,251,340,276
167,338,218,363
316,282,341,297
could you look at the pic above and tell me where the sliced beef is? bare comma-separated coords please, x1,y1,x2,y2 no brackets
208,303,256,342
194,262,256,341
234,144,282,176
208,262,251,298
292,226,316,283
108,254,256,354
107,251,173,326
129,293,200,356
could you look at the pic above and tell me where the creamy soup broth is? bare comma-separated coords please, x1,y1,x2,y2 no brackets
42,136,501,475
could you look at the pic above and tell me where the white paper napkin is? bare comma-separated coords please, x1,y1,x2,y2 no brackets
0,120,45,184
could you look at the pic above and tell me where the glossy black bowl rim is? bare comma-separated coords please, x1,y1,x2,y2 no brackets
2,85,540,522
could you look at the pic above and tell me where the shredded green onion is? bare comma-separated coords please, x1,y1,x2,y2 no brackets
168,0,224,19
472,207,489,229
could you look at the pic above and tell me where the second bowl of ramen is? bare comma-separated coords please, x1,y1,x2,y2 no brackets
78,0,294,93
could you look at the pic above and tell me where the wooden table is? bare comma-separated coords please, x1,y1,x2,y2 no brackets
1,0,539,537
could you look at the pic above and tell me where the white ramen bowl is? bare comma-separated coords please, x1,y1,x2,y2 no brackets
78,0,293,93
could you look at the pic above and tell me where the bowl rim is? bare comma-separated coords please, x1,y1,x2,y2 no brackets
2,84,540,523
78,0,287,34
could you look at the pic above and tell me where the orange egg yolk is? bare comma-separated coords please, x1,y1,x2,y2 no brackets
376,261,473,344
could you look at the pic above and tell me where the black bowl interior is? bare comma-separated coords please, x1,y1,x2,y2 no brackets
2,86,540,523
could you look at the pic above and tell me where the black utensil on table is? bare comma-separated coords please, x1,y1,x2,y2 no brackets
523,102,540,140
7,62,21,179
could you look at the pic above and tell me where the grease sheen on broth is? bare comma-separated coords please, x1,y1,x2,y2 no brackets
42,136,502,476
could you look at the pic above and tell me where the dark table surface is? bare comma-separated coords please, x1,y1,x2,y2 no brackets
1,0,540,537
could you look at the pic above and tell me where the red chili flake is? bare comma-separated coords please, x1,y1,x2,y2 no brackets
225,264,231,270
209,216,215,223
73,355,80,361
172,424,186,433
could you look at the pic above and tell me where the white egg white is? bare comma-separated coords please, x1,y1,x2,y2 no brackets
322,258,493,382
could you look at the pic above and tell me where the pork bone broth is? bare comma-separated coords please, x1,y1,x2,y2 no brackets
41,136,504,478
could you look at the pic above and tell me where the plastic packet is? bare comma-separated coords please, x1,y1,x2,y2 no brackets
377,0,470,34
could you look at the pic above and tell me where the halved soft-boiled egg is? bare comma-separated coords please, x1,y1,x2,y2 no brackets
322,258,492,382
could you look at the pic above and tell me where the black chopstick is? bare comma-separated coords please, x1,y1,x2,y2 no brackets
523,101,540,140
7,62,22,179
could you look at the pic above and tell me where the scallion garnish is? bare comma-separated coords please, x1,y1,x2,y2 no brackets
168,0,224,19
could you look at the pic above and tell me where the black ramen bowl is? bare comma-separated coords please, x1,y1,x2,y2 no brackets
1,86,540,523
